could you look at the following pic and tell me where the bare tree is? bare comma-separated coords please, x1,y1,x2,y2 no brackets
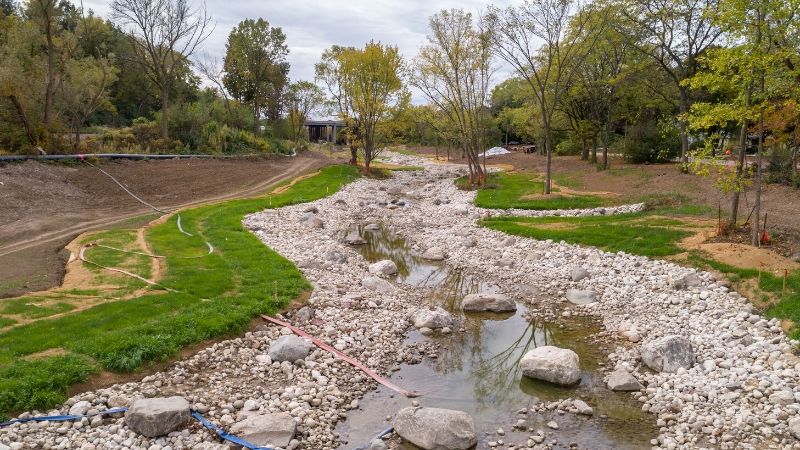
196,54,230,113
413,9,493,185
620,0,723,164
486,0,599,194
111,0,212,140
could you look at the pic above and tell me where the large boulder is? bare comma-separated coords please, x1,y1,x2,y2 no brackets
410,307,453,329
570,267,590,282
520,346,581,385
369,260,398,276
344,228,366,245
362,276,395,293
565,289,596,305
606,369,643,391
461,293,516,313
394,407,477,450
268,335,313,362
672,273,702,290
421,247,446,261
125,396,191,437
229,413,296,448
640,335,694,373
789,417,800,440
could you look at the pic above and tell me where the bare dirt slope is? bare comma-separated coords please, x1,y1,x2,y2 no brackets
0,152,336,297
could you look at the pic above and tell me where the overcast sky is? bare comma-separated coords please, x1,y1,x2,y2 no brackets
84,0,516,102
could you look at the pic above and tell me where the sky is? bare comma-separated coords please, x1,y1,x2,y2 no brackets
83,0,516,105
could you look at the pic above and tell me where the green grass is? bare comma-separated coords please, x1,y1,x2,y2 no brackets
0,165,359,418
459,172,609,210
480,213,694,257
687,252,800,337
0,298,76,319
0,317,16,328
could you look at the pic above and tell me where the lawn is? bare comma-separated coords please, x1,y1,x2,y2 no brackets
0,165,359,419
480,213,697,257
459,172,609,210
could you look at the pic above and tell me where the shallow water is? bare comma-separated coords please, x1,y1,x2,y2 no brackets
336,225,655,449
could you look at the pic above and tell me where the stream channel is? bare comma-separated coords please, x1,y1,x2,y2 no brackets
335,224,656,449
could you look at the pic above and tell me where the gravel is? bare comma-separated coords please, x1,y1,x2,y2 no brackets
2,151,799,450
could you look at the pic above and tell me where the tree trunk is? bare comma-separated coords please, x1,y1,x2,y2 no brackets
160,85,170,141
253,99,260,135
730,85,752,225
581,137,588,161
752,110,764,247
679,87,690,164
43,11,55,141
8,95,36,146
591,135,598,163
602,128,610,170
544,123,553,194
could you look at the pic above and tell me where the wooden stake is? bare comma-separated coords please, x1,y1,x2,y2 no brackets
785,269,789,293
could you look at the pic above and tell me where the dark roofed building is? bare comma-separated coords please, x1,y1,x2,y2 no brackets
305,120,345,143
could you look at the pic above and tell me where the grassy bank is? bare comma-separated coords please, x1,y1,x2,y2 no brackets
480,213,697,257
480,202,800,338
459,172,609,210
0,165,359,418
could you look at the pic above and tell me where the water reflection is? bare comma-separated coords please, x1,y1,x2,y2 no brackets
336,224,655,449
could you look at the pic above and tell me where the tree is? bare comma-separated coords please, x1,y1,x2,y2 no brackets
0,14,41,147
571,3,632,168
111,0,212,140
27,0,68,141
336,42,405,174
285,80,325,143
620,0,723,164
223,18,288,134
59,56,118,148
687,0,798,244
315,45,358,164
1,0,16,17
413,9,493,185
486,0,600,194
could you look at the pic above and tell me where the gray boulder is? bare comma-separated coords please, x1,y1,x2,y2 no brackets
305,217,324,229
672,273,702,290
344,228,366,245
268,335,313,362
570,267,590,282
410,307,454,329
421,247,446,261
229,413,296,448
323,249,347,264
606,369,643,391
520,346,581,385
394,407,477,450
640,335,694,373
565,289,596,305
362,276,395,292
369,260,398,276
789,417,800,439
125,396,191,437
69,400,92,416
461,293,516,313
368,439,388,450
295,306,314,322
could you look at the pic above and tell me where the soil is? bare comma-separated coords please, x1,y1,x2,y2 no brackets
0,151,340,298
410,147,800,257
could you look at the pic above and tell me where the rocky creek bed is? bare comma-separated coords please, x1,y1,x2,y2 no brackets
2,151,800,450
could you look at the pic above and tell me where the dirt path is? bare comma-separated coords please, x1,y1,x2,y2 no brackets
0,152,336,297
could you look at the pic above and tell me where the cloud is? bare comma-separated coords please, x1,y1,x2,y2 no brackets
84,0,517,101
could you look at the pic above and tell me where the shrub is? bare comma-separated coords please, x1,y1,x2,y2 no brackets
200,122,271,154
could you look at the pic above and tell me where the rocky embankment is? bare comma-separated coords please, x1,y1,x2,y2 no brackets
1,152,799,450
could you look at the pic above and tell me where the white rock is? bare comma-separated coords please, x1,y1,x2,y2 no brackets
520,346,581,385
